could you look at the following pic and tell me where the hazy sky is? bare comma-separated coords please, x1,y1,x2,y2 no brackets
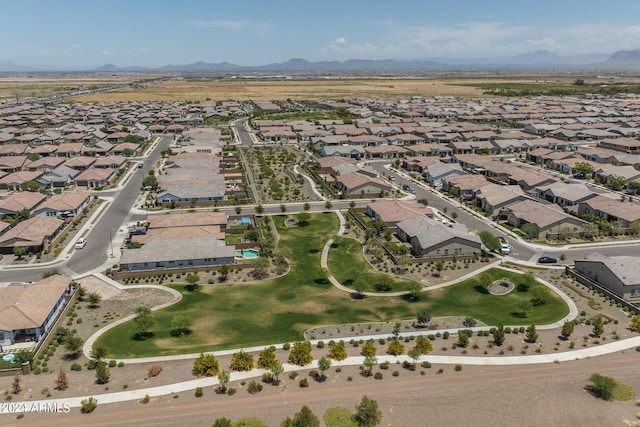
2,0,640,68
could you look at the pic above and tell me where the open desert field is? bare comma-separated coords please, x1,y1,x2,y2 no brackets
0,74,141,103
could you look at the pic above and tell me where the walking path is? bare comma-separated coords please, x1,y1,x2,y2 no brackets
293,164,326,201
12,334,640,411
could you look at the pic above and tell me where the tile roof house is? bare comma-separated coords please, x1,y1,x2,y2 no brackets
335,171,393,196
578,195,640,227
34,192,91,217
474,184,528,216
0,274,74,346
422,162,465,186
119,236,235,272
0,192,46,217
366,200,433,227
441,174,489,200
147,211,228,229
503,199,589,238
574,253,640,301
35,165,79,188
0,170,44,191
74,168,115,188
0,215,64,254
396,215,482,260
535,182,597,207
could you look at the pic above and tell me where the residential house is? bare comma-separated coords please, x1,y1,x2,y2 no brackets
366,200,433,228
74,168,115,188
0,170,44,191
402,156,441,173
536,182,597,208
578,195,640,227
34,192,91,218
396,215,482,260
0,192,46,217
574,253,640,301
441,174,489,200
119,236,235,272
319,145,365,159
422,162,465,186
335,171,392,196
503,199,588,238
0,215,64,254
0,274,74,346
474,183,528,216
35,165,79,188
594,164,640,186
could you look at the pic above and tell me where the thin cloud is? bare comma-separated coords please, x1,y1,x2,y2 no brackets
335,37,347,44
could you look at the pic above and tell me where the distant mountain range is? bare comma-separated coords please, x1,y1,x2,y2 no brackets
4,49,640,73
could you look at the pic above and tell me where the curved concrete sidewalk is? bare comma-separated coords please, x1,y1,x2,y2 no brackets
293,164,326,201
81,273,182,359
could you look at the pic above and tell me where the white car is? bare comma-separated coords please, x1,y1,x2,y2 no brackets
75,238,87,249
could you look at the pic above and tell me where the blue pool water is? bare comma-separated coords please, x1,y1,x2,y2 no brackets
241,217,251,224
2,354,15,363
236,249,259,258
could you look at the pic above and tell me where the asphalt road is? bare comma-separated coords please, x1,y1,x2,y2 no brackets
1,135,172,283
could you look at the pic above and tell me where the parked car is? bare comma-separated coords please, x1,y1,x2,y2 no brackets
388,175,395,181
75,237,87,249
537,256,557,264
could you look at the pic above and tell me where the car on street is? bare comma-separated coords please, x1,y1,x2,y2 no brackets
499,237,512,254
75,237,87,249
537,255,557,264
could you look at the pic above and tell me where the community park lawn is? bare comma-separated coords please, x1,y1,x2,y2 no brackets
96,213,570,358
327,236,420,293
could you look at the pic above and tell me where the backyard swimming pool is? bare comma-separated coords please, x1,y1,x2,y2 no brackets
235,249,259,259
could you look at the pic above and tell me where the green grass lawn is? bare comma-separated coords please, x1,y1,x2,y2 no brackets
96,213,570,358
327,236,420,292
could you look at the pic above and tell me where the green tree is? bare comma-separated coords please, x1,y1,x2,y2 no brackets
133,306,155,339
95,361,110,384
457,331,469,348
521,223,539,240
360,340,377,357
521,272,536,291
629,316,640,333
416,310,431,328
592,316,604,337
518,300,532,318
354,395,382,427
257,346,278,369
324,200,333,210
362,355,377,377
230,350,254,371
170,314,193,336
212,417,232,427
408,346,422,368
608,175,627,191
255,204,265,214
530,285,546,306
91,345,107,361
280,204,287,213
492,324,505,346
415,335,433,354
303,202,310,211
288,341,313,366
328,341,348,361
297,211,311,227
463,316,477,328
386,340,405,356
434,261,444,277
87,292,102,308
588,373,616,400
478,230,500,252
63,334,84,358
317,356,332,380
185,273,200,291
282,405,320,427
13,246,28,260
142,174,158,189
270,361,284,385
20,180,40,192
479,274,492,292
573,162,595,178
192,352,220,377
217,264,230,281
561,321,575,340
217,369,230,393
251,256,270,280
526,324,538,343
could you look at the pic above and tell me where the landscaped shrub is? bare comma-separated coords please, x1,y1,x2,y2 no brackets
392,371,399,377
80,397,98,413
454,365,462,372
227,388,236,396
108,360,116,368
374,372,383,380
421,361,431,368
380,361,390,370
141,394,150,404
195,387,203,397
442,332,450,340
247,381,263,394
282,343,290,351
316,341,324,349
299,378,309,388
288,371,299,380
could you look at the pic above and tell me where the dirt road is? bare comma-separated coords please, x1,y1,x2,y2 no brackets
6,350,639,427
